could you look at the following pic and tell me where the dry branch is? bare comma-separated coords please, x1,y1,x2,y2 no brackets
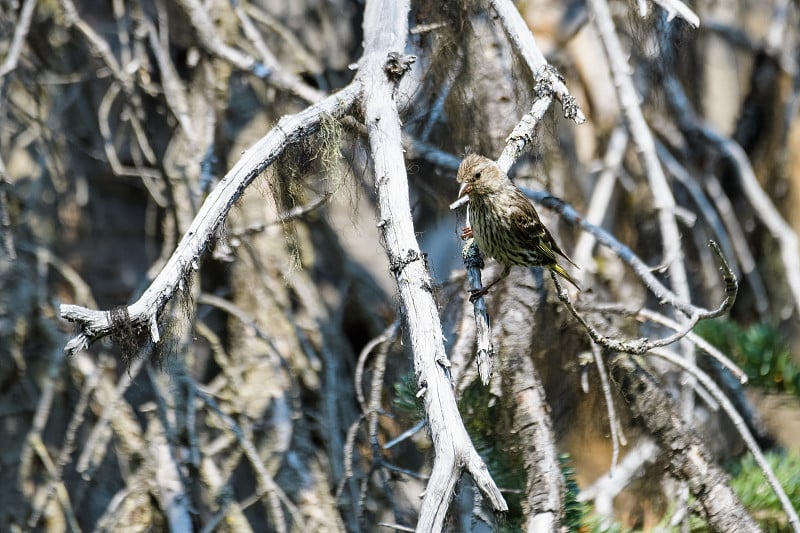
357,0,506,529
0,0,36,77
60,84,360,353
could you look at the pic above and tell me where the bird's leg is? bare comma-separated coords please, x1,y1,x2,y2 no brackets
469,265,510,302
460,226,473,240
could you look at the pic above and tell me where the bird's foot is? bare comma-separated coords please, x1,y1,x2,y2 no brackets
461,227,473,240
468,287,488,303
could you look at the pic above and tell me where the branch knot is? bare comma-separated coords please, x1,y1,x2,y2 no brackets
384,52,416,82
560,94,580,121
389,248,426,274
533,65,562,99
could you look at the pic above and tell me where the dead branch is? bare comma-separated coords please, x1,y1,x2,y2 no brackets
356,0,506,529
551,240,737,355
60,84,360,354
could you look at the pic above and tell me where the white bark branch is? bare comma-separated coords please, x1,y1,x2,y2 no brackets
634,0,700,28
60,84,360,354
0,0,36,77
490,0,586,129
578,437,659,522
357,1,506,530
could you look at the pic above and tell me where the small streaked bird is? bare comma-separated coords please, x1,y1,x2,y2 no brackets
457,154,580,301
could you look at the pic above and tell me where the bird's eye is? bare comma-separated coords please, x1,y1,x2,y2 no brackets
474,171,481,179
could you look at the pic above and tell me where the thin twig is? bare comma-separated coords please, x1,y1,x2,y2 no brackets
703,172,769,317
336,415,365,503
579,303,747,383
231,193,333,238
175,0,258,73
551,240,736,354
355,321,400,414
365,322,399,526
383,419,426,450
232,1,324,103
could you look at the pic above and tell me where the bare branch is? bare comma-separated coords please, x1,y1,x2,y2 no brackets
632,0,700,28
460,241,494,385
489,0,586,127
579,304,748,383
578,437,659,523
232,2,324,103
552,240,737,354
175,0,258,73
60,0,136,96
60,84,360,354
357,0,506,528
591,345,622,472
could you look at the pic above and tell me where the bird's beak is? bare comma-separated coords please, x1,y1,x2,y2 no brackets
458,182,472,198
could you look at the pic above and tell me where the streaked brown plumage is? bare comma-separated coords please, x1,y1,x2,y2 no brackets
457,154,580,300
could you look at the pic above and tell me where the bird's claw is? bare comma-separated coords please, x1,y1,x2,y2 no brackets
460,227,473,240
468,287,487,303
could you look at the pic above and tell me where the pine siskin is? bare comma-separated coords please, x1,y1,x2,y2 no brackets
457,154,580,301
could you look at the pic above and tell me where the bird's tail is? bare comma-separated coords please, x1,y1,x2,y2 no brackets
552,263,582,291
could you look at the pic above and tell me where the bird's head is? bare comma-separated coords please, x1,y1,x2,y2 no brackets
456,154,506,199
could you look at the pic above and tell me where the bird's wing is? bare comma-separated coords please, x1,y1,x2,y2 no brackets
508,188,578,267
507,192,557,263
